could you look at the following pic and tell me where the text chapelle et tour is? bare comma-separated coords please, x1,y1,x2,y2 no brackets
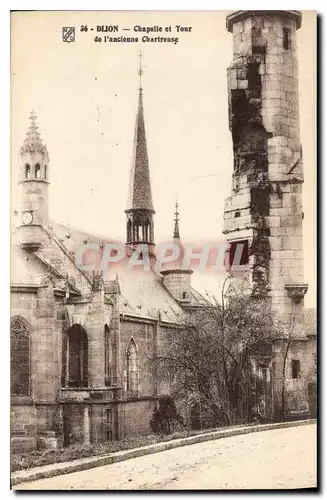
94,24,192,44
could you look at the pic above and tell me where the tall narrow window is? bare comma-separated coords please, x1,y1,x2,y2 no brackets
134,225,141,242
35,163,41,178
126,338,138,395
105,324,112,386
25,164,31,179
283,28,291,50
291,359,300,379
251,27,266,55
67,325,88,387
127,218,132,242
11,316,31,397
44,165,47,179
248,63,261,98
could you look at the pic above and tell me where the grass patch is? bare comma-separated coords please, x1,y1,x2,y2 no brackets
11,427,233,473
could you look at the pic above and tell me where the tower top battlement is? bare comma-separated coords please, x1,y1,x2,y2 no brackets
226,10,302,33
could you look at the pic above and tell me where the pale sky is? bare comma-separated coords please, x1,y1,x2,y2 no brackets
11,11,316,307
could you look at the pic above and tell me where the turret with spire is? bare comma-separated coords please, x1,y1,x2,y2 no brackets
125,53,155,251
18,111,49,250
161,203,193,304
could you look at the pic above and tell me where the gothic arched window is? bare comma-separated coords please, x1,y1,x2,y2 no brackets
35,163,41,178
66,325,88,387
25,164,31,179
126,338,138,395
11,316,31,397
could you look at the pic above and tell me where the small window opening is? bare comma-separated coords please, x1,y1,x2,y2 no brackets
44,165,47,179
182,291,187,299
251,27,266,55
248,63,261,97
235,210,241,218
291,359,300,379
229,239,249,266
134,225,141,242
283,28,291,50
25,164,31,179
105,325,112,387
35,164,41,178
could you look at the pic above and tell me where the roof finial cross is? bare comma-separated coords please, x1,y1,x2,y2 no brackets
174,202,179,222
29,109,37,124
138,51,143,91
173,201,180,239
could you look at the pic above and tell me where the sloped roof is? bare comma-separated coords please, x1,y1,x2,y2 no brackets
106,265,184,323
50,221,206,320
11,245,43,286
11,219,206,320
189,287,211,307
49,221,120,253
11,243,82,296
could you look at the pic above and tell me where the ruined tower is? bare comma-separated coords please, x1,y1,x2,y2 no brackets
223,11,308,337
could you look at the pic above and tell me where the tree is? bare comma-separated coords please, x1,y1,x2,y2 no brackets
152,277,282,427
280,310,296,421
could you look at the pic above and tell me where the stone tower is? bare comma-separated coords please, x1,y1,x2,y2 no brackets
125,82,155,252
223,10,308,337
19,111,49,250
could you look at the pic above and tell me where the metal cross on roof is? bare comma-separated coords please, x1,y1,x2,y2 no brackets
174,202,180,239
138,51,143,89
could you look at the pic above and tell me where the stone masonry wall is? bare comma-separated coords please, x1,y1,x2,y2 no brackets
11,405,37,453
161,271,192,303
272,337,316,417
120,399,156,437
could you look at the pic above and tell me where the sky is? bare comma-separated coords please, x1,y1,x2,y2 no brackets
11,11,316,307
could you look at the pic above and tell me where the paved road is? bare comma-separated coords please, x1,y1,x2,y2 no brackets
15,424,317,490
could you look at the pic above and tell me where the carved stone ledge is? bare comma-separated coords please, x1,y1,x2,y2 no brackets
285,283,308,302
20,241,42,252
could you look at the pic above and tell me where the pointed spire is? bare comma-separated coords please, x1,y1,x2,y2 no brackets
126,56,154,212
173,202,180,239
20,110,48,158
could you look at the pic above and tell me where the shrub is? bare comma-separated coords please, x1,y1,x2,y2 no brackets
150,396,184,434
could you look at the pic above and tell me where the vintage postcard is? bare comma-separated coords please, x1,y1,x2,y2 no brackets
10,10,317,490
